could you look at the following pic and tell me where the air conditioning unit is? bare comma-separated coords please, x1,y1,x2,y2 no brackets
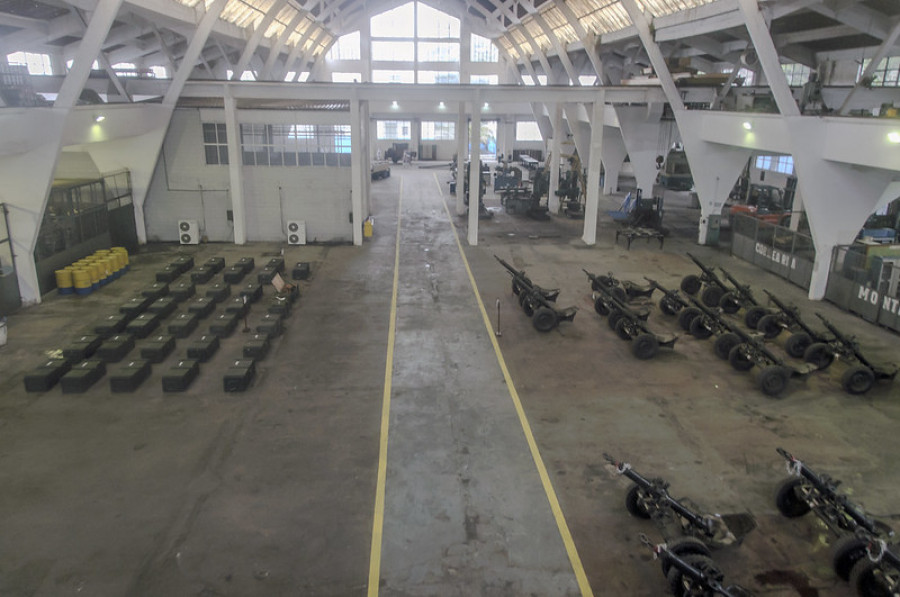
287,220,306,245
178,220,200,245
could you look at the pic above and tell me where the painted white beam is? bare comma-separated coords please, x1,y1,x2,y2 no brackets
619,0,685,113
839,18,900,115
261,10,305,80
231,0,288,80
531,11,579,85
774,24,858,45
0,13,50,32
163,0,228,106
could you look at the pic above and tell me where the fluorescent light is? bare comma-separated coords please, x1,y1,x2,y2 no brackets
94,115,106,122
391,101,398,109
742,121,752,130
888,132,900,144
483,102,490,110
438,101,445,109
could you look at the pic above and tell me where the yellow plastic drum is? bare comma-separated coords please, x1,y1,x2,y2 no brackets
55,269,74,295
72,269,92,295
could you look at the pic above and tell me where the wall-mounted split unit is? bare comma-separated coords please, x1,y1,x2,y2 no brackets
178,220,200,245
287,220,306,245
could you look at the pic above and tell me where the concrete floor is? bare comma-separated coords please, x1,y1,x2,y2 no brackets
1,167,898,596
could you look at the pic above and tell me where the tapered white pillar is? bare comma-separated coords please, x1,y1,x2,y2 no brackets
468,95,482,246
456,102,467,215
548,104,563,214
223,90,246,244
350,97,364,245
582,95,605,245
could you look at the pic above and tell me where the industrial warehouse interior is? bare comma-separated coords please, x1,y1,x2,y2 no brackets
1,0,900,595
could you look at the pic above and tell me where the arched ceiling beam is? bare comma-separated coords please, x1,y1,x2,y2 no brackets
231,0,288,80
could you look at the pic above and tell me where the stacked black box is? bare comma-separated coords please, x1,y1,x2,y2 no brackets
119,296,151,319
224,296,249,317
162,359,199,392
126,313,159,339
267,257,285,274
96,334,135,363
256,313,283,337
223,266,245,284
59,360,106,394
205,257,226,274
141,282,169,300
109,360,151,392
292,262,310,280
190,266,214,284
23,359,72,392
236,257,255,273
186,334,220,362
187,297,215,319
155,265,180,283
267,297,292,317
62,335,102,361
240,283,262,304
94,313,129,337
257,267,276,285
172,255,194,273
167,312,199,338
205,282,231,303
140,335,175,363
209,312,239,337
223,359,256,392
147,297,177,318
243,334,270,359
170,281,196,302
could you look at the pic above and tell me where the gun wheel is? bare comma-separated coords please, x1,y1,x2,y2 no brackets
632,334,659,360
757,314,783,340
532,307,558,333
611,286,628,303
803,343,835,370
625,485,652,519
728,344,755,372
608,309,625,331
850,557,896,597
759,366,789,397
666,554,723,597
785,332,812,359
661,537,713,577
681,275,702,295
701,285,725,308
512,280,522,295
720,292,742,314
714,333,742,360
594,296,610,316
678,307,702,331
522,296,536,317
744,306,769,329
842,365,876,395
689,316,714,340
831,535,869,581
659,297,681,316
774,477,811,518
614,318,635,341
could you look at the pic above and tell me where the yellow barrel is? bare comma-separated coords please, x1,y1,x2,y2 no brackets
72,269,92,295
55,269,74,294
87,261,101,287
109,252,123,275
111,246,129,267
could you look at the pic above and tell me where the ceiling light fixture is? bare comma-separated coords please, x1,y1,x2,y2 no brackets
742,121,752,130
483,102,490,110
888,131,900,144
391,100,398,109
95,115,106,122
438,101,445,109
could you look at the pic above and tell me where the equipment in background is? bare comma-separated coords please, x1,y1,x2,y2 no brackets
383,143,409,164
499,168,550,220
638,534,755,597
371,162,391,180
461,160,493,219
493,155,522,191
608,188,666,231
656,149,693,191
178,220,200,245
554,152,586,218
589,277,677,360
495,255,576,332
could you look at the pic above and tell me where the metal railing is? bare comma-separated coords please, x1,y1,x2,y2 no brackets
729,214,815,290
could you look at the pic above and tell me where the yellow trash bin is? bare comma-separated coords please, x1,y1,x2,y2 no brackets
363,217,374,238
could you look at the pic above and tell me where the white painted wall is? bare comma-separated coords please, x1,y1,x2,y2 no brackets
144,108,353,244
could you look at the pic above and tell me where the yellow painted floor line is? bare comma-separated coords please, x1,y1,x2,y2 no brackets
367,176,403,596
433,173,595,597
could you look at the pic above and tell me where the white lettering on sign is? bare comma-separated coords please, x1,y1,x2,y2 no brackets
754,242,797,270
856,285,900,314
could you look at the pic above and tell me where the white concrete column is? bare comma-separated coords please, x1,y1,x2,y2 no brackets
601,126,627,194
350,97,364,246
360,24,372,83
223,90,246,244
789,187,804,232
468,94,482,246
55,0,125,109
563,103,591,164
548,103,563,214
459,20,471,84
361,100,372,216
456,102,467,215
582,97,605,245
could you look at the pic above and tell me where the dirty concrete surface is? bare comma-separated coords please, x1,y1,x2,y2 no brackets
0,166,898,596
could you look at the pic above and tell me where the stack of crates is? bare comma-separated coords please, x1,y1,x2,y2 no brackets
56,247,130,296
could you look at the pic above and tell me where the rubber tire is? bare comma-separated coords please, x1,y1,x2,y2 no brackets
842,365,876,395
729,344,755,372
720,292,742,314
532,307,558,332
615,318,635,341
757,314,783,339
745,306,769,329
512,279,521,295
660,536,712,577
518,292,528,307
608,310,625,331
522,297,535,317
759,366,789,397
689,316,714,340
701,285,725,308
678,307,702,331
625,484,651,519
774,477,811,518
632,334,659,360
667,554,723,597
681,274,702,295
804,343,835,370
659,296,681,316
594,296,610,316
850,557,894,597
714,333,742,360
785,332,813,359
611,286,628,304
832,535,870,581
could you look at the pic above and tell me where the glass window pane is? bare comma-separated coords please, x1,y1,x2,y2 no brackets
417,3,459,38
417,70,459,84
218,147,229,164
516,121,542,141
372,70,414,83
205,146,219,164
470,74,498,85
203,123,217,144
372,41,415,61
471,34,499,62
418,42,459,62
371,3,414,38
